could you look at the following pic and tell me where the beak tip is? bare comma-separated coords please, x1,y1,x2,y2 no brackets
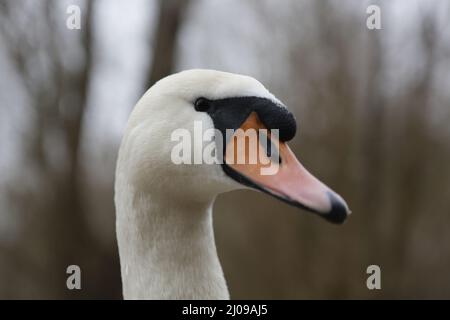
324,191,350,224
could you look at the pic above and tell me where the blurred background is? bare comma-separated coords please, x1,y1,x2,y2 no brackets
0,0,449,299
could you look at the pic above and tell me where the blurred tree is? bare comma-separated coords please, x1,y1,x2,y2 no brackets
0,0,121,299
145,0,190,88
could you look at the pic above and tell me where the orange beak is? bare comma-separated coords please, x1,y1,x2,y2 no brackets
224,112,350,224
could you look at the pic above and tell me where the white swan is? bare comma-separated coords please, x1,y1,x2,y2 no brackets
115,69,350,299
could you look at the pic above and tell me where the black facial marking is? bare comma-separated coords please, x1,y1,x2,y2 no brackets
197,96,296,164
199,96,297,143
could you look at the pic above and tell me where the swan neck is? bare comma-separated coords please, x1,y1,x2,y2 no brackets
116,190,229,299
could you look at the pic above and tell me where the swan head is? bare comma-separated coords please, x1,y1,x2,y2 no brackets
117,69,350,223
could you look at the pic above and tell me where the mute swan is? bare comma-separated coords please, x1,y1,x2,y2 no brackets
115,69,350,299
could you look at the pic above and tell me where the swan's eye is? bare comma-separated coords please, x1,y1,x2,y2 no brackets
194,98,210,112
